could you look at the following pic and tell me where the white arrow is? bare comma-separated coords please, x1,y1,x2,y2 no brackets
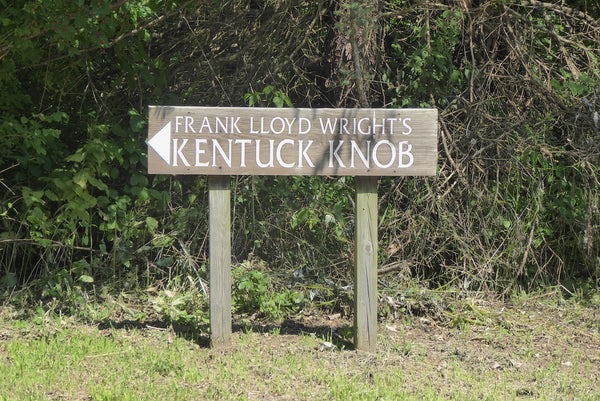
148,121,171,165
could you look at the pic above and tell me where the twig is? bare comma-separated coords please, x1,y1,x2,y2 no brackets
378,260,409,275
438,118,462,176
177,239,208,297
519,0,599,28
349,7,370,108
0,163,18,195
0,238,101,253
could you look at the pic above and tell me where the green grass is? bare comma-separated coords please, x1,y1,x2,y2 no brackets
0,296,599,400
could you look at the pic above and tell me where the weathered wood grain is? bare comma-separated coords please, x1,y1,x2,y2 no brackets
354,176,378,352
209,175,231,347
148,107,437,176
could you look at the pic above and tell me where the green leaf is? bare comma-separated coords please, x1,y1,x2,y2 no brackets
88,176,108,191
324,213,336,226
130,174,148,187
79,275,94,283
1,272,17,287
66,152,85,163
44,190,59,202
145,216,158,233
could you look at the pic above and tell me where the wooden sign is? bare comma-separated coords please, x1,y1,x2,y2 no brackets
148,106,437,176
147,105,438,351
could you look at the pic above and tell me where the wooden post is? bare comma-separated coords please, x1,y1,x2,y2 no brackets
208,175,232,347
354,176,378,352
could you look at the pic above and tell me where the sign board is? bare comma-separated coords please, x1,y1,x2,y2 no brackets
148,106,437,176
146,105,438,350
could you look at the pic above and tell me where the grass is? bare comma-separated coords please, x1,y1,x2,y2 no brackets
0,292,599,400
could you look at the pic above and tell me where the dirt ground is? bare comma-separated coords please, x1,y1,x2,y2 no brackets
232,295,600,399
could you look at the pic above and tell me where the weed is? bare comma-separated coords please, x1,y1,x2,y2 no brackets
149,288,204,325
233,257,305,320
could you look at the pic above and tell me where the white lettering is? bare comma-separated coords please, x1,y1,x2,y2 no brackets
372,113,385,135
175,116,183,133
387,118,396,135
351,140,370,168
215,116,227,133
328,140,345,168
235,139,251,167
358,118,371,135
173,138,190,166
339,118,352,135
185,116,196,133
401,118,412,135
276,139,295,168
199,117,212,133
260,117,269,134
256,139,274,168
372,140,395,168
299,118,311,134
298,140,314,168
212,139,232,167
249,117,259,134
320,118,337,135
195,139,209,167
270,117,285,135
284,117,296,134
231,117,241,134
398,141,414,167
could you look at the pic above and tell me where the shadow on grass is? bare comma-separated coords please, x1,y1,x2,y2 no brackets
234,319,355,350
97,319,212,348
96,318,354,350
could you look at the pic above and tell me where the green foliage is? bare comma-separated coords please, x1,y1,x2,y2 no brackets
149,288,204,325
232,175,352,285
385,9,466,107
0,0,181,293
372,2,600,294
244,85,293,108
233,258,305,320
